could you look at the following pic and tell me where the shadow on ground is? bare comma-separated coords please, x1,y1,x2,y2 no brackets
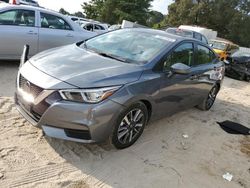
0,61,19,97
45,96,250,188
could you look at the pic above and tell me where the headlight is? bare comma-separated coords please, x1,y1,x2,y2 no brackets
59,86,121,103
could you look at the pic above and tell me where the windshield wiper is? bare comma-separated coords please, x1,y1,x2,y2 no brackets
97,52,130,63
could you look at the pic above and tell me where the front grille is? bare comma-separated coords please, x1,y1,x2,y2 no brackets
19,74,43,98
17,75,62,122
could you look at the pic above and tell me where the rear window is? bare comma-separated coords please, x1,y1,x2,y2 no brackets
194,32,202,41
40,12,72,30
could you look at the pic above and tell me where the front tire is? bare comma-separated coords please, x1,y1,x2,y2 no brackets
110,102,148,149
197,85,220,111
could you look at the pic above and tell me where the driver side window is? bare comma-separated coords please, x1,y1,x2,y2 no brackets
163,43,194,72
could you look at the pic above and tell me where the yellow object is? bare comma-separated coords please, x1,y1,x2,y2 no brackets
209,39,239,60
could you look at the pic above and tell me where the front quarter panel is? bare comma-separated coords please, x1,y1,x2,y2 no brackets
110,69,162,119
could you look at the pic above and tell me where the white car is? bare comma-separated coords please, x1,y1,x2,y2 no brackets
108,24,121,31
19,0,39,7
81,22,108,35
0,3,96,60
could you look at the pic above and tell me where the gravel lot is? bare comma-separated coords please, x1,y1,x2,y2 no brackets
0,61,19,97
0,62,249,188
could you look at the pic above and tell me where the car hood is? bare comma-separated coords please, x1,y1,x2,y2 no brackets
29,44,143,88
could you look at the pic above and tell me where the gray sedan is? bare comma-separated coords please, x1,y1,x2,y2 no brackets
15,28,225,149
0,3,95,60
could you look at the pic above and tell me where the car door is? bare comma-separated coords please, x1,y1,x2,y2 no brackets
189,43,223,102
38,12,77,52
155,42,199,118
0,9,38,59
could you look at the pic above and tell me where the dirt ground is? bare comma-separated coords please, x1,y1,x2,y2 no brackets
0,62,249,188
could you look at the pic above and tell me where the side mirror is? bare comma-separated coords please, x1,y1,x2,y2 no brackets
170,63,191,75
209,44,213,47
20,44,29,68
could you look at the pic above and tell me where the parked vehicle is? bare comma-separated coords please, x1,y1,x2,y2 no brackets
225,51,250,81
8,0,39,6
81,22,108,34
0,0,8,3
209,39,239,61
15,28,225,149
108,24,121,31
166,27,208,44
179,25,217,41
68,16,92,24
0,3,96,60
19,0,39,6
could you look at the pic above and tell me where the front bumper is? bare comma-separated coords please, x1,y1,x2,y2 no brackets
15,91,125,143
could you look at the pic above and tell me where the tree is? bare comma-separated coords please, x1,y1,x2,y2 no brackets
161,0,250,47
59,8,85,18
59,8,70,15
82,0,153,25
73,11,85,18
147,11,164,27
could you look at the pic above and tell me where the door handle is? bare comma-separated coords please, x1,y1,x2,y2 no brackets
27,31,38,35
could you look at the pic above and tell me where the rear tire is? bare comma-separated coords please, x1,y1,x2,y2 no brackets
197,85,220,111
110,102,148,149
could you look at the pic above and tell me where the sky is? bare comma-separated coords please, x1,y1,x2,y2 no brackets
38,0,173,15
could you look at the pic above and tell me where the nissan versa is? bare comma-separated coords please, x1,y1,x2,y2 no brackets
15,28,225,149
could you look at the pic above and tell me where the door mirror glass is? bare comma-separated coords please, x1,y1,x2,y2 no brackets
170,63,190,75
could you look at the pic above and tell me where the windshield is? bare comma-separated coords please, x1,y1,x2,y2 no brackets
210,41,227,51
81,29,173,64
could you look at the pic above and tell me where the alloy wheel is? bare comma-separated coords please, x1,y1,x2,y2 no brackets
206,86,218,109
117,108,145,145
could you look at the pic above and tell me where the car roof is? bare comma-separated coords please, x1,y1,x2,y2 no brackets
166,27,206,37
0,4,61,16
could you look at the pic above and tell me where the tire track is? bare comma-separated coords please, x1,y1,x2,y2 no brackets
0,98,15,115
6,163,78,187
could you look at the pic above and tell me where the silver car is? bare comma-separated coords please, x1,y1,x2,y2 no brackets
0,3,96,60
15,29,225,149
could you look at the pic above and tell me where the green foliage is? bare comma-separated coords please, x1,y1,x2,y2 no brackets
59,8,70,15
162,0,250,47
73,12,85,18
59,8,85,18
147,10,164,27
82,0,153,25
